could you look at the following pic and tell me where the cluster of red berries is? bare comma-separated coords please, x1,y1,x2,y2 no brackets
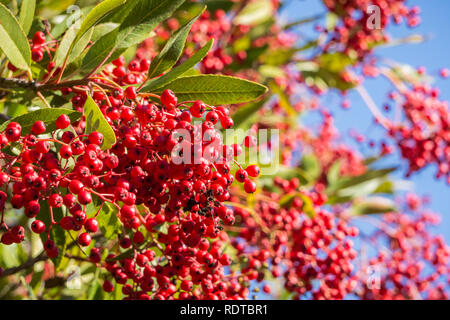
1,45,262,298
226,176,359,299
385,84,450,182
320,0,420,59
358,195,450,299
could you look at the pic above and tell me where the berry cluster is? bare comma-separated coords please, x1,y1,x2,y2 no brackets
320,0,421,60
0,48,261,298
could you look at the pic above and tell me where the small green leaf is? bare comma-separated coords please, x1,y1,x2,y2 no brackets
350,197,396,216
327,160,341,186
18,0,36,35
0,108,82,134
0,2,31,70
96,203,121,240
142,39,213,92
147,5,205,78
300,154,321,181
83,95,116,150
151,74,268,105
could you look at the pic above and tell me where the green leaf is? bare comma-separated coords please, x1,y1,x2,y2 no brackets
327,160,341,186
261,48,298,66
81,0,186,73
18,0,36,35
83,95,116,150
327,167,397,193
234,0,273,25
54,23,93,67
350,197,396,216
96,203,121,240
0,3,31,70
142,39,213,92
0,108,82,134
147,5,205,78
50,6,94,39
300,154,321,181
151,74,268,105
67,0,127,60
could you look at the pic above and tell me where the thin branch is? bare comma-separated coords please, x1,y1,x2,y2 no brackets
2,251,47,277
356,85,391,129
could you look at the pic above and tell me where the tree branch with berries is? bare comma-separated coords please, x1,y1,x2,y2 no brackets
0,0,448,301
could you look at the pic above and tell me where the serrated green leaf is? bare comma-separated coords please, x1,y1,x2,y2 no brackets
0,3,31,70
142,39,213,92
81,0,186,73
151,74,268,105
83,95,116,150
18,0,36,35
147,5,205,78
0,108,82,134
97,203,121,240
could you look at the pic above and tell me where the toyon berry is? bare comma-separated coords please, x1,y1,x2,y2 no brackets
243,179,257,193
32,31,46,45
31,220,46,234
161,89,177,109
56,114,71,129
78,232,92,246
31,121,46,135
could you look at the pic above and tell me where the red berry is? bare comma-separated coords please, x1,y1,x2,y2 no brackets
56,114,71,129
161,89,177,109
68,179,84,194
31,220,46,234
85,218,98,233
246,164,260,177
32,31,46,45
88,132,104,146
78,190,92,205
125,86,137,99
243,179,256,193
31,121,46,135
78,232,91,246
31,48,44,62
103,280,114,293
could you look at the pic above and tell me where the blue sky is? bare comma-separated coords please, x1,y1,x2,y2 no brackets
281,0,450,240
